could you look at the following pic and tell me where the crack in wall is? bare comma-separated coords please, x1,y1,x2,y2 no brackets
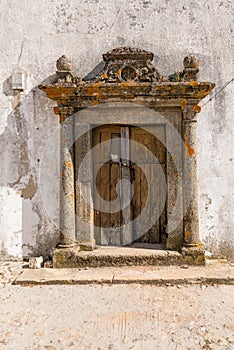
201,78,233,107
17,40,25,65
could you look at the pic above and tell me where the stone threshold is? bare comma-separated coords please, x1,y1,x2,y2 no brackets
14,260,234,286
53,243,205,268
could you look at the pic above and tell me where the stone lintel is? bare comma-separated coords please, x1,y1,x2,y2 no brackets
39,81,215,110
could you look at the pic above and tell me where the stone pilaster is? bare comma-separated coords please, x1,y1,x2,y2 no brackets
182,104,205,264
58,109,76,247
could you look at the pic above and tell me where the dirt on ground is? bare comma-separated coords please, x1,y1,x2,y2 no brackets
0,261,233,350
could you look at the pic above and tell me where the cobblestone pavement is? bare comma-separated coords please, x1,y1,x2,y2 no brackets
0,261,233,350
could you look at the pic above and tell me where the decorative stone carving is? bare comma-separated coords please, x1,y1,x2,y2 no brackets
56,55,72,72
56,55,82,85
183,54,199,69
53,49,201,86
183,54,199,81
169,54,199,82
103,47,154,61
90,46,164,83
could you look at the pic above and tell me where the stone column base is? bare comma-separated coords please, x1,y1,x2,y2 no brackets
181,244,206,266
53,242,96,268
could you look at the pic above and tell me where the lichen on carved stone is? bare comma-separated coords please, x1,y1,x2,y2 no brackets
88,46,164,83
169,54,199,82
103,47,154,61
183,54,199,82
39,47,215,108
56,55,72,72
55,55,83,85
183,54,199,69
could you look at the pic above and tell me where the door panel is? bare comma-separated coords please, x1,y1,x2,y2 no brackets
93,126,124,245
93,125,166,245
130,126,166,243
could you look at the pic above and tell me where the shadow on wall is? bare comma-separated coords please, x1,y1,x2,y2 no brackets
0,74,61,260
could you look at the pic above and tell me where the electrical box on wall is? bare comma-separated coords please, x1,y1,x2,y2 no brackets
11,69,26,91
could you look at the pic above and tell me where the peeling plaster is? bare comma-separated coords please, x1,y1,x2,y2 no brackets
21,175,37,199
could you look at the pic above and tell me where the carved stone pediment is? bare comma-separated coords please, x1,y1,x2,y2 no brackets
90,46,164,83
39,47,215,112
103,47,154,61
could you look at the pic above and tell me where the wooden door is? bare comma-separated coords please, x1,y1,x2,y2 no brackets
130,126,166,243
93,125,125,245
92,125,166,245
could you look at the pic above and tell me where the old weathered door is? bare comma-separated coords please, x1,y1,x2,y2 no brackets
93,125,166,246
130,126,166,244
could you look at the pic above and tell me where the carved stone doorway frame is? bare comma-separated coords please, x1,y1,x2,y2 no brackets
39,47,215,266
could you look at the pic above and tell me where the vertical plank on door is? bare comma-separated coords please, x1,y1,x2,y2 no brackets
120,127,132,245
149,164,160,242
100,162,110,245
131,126,166,243
93,163,101,244
109,162,121,245
132,164,141,242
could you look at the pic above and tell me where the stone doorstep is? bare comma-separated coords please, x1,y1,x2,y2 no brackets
52,245,206,268
14,261,234,286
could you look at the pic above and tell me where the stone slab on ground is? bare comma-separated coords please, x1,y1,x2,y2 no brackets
53,245,205,268
14,260,234,286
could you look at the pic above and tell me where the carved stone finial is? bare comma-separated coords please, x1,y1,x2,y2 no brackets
55,55,75,84
56,55,72,72
183,54,199,81
169,54,200,82
183,54,199,69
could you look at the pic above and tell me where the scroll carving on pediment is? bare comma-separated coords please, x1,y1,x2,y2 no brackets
88,47,165,83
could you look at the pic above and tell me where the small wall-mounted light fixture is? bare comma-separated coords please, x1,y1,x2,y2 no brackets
11,69,27,91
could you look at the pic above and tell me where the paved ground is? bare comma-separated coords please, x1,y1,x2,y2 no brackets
0,261,233,350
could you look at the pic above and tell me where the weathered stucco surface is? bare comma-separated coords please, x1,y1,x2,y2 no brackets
0,0,233,260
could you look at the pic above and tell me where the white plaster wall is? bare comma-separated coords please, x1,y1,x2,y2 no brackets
0,0,233,259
